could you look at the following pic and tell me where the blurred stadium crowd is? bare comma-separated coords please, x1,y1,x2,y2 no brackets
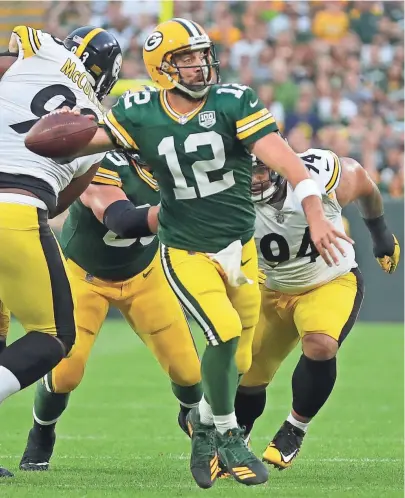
1,1,404,197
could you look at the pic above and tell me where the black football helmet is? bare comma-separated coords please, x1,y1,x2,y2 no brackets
64,26,122,100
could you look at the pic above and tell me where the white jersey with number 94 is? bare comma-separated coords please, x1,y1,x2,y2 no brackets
255,148,357,294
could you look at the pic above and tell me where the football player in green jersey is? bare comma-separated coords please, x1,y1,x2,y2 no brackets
42,17,352,488
18,151,202,471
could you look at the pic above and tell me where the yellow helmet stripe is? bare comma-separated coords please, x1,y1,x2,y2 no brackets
75,27,104,57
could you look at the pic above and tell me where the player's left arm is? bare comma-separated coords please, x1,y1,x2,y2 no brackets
236,93,353,265
51,162,102,218
336,156,400,274
80,184,159,237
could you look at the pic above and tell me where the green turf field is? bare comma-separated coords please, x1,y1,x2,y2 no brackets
0,320,403,497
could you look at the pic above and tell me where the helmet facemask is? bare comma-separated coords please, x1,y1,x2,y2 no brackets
252,159,285,203
161,43,220,99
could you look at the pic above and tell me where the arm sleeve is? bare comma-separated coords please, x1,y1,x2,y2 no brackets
234,87,279,146
103,93,140,150
11,26,43,59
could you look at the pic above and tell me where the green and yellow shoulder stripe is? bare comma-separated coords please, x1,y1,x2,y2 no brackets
236,108,277,141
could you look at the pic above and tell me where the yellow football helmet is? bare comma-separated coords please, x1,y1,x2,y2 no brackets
143,17,220,99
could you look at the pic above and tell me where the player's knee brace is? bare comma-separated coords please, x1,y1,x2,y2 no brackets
51,354,86,393
292,354,337,419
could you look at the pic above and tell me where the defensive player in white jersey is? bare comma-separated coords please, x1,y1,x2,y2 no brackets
234,148,400,470
0,26,121,477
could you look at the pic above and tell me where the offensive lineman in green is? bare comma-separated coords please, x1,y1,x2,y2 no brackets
19,150,202,470
43,18,352,488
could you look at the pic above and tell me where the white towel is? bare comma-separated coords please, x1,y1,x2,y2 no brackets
208,240,253,287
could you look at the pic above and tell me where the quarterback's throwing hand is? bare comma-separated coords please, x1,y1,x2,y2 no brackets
310,217,354,267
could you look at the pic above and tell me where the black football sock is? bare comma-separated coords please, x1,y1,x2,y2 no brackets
292,354,337,419
0,332,65,403
235,388,267,436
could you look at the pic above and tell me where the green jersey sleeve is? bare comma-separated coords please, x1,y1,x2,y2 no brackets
92,151,126,187
103,92,140,150
234,86,279,147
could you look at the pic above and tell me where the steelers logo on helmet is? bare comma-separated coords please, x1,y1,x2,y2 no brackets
144,31,163,52
112,53,123,78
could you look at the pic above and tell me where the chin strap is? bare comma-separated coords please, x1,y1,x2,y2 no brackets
168,75,210,99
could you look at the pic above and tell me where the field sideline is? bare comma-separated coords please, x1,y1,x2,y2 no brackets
0,320,403,497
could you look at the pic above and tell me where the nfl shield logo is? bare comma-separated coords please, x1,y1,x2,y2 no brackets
275,212,285,224
198,111,216,129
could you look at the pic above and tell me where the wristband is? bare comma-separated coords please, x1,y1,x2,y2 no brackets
103,200,152,238
294,179,322,205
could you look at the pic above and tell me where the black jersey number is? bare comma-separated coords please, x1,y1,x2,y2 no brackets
10,84,98,134
260,227,319,265
301,153,322,174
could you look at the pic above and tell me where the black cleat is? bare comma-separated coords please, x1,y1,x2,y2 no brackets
0,467,13,477
19,424,56,472
262,420,305,470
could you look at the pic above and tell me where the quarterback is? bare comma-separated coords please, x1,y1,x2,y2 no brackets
235,150,400,469
0,26,121,477
19,151,203,471
41,18,352,488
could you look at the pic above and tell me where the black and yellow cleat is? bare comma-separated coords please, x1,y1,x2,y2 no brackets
262,421,305,470
217,428,268,486
0,467,13,477
186,407,218,489
19,425,56,472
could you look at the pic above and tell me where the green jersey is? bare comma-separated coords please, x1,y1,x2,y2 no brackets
104,84,278,253
60,151,160,281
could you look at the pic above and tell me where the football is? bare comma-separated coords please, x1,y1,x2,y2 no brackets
25,112,98,159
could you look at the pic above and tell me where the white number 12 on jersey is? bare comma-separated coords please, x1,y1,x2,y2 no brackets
158,131,235,200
